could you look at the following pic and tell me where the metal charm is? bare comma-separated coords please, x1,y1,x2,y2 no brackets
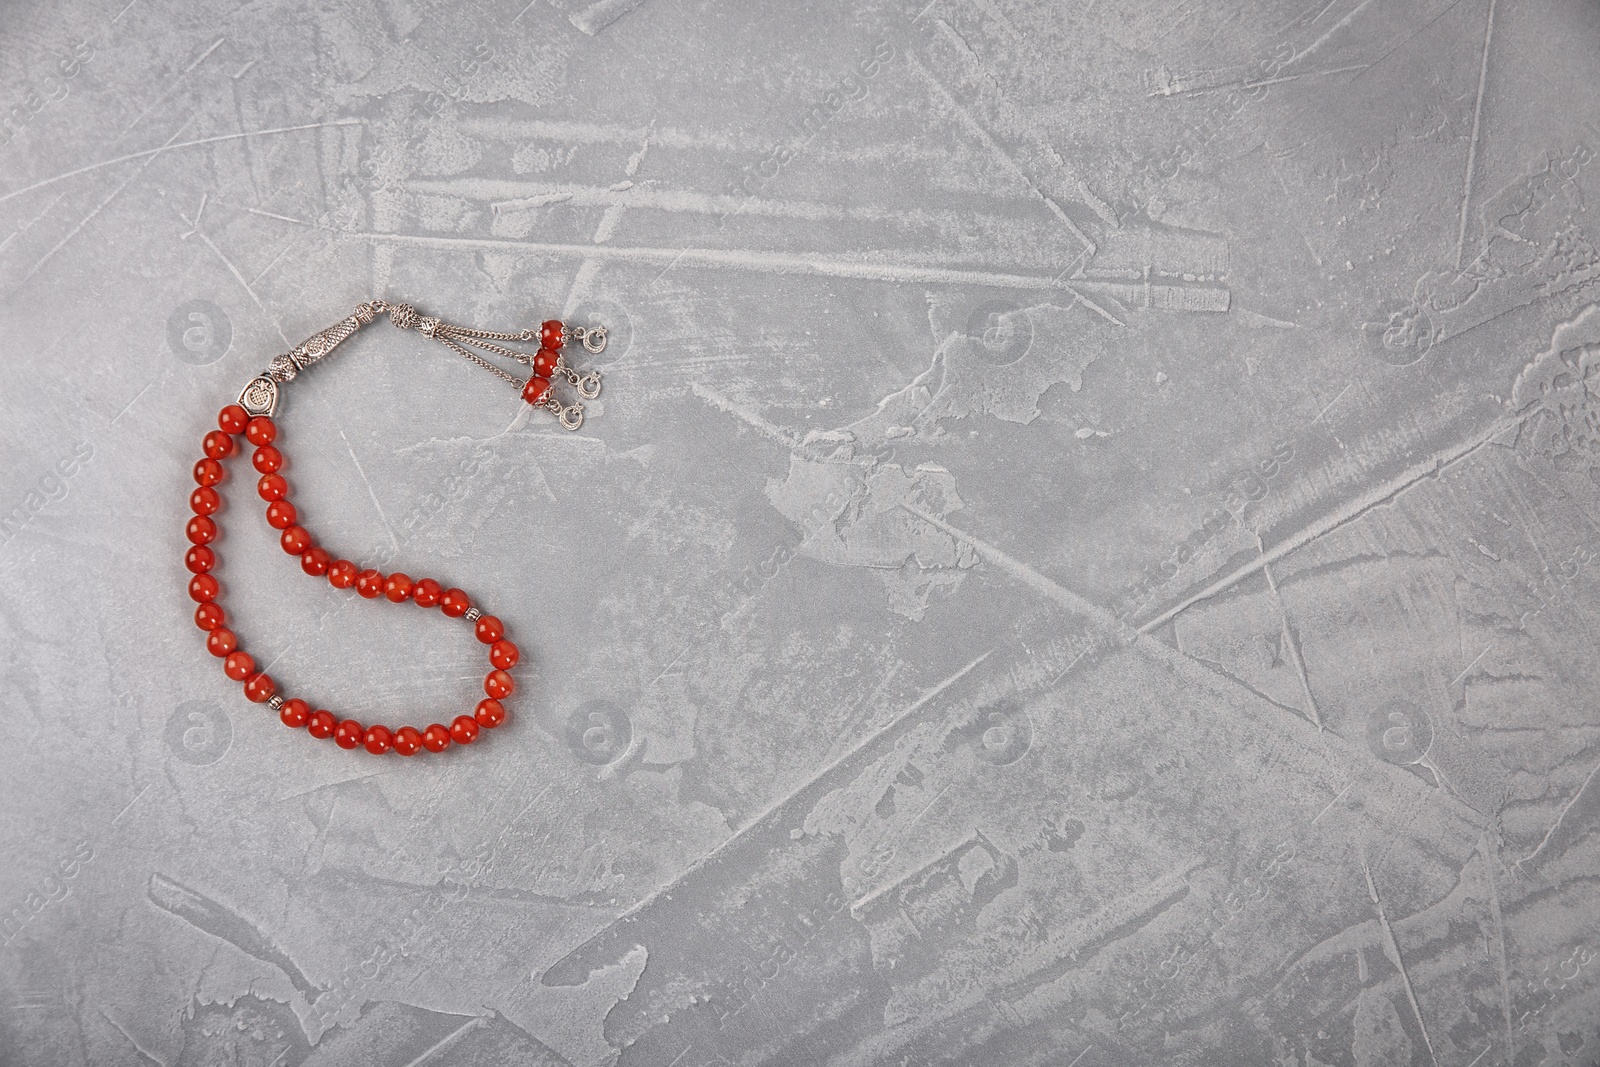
555,357,604,400
544,396,585,430
570,324,608,354
238,375,279,417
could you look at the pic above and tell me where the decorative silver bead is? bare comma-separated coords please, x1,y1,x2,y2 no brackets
267,695,284,711
463,607,482,622
267,353,298,383
389,303,419,330
418,316,441,337
354,301,380,325
238,375,279,417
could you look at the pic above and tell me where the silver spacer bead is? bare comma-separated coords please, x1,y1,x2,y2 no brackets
418,316,441,337
389,303,419,330
463,607,482,622
267,695,284,711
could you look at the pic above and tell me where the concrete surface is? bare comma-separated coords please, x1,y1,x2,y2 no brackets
2,0,1600,1063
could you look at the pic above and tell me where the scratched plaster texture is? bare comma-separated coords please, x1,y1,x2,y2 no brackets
2,0,1600,1064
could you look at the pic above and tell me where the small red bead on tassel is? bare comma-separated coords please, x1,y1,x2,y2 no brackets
521,376,551,405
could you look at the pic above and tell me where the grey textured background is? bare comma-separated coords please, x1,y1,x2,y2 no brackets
2,0,1599,1064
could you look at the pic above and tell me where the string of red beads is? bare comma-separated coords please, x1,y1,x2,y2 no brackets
188,403,517,755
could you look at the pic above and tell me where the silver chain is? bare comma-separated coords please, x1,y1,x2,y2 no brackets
438,327,533,368
435,323,535,343
432,333,520,385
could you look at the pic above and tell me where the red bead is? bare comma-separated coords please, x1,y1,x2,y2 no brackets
533,348,560,376
475,698,506,728
412,579,443,608
355,569,384,598
334,718,364,749
244,672,276,704
327,560,357,589
489,640,519,670
392,726,423,756
280,526,312,555
224,651,254,680
186,515,217,545
265,499,298,530
484,669,514,699
185,545,216,574
384,573,413,603
203,430,235,460
307,710,336,739
363,725,393,755
440,588,471,618
190,486,220,516
257,473,288,501
245,416,276,446
206,628,237,657
252,444,283,474
422,724,452,752
195,602,225,631
540,320,564,349
193,458,224,487
301,546,331,576
474,615,504,644
218,405,249,434
450,715,481,745
521,376,551,405
188,574,219,603
279,698,310,728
